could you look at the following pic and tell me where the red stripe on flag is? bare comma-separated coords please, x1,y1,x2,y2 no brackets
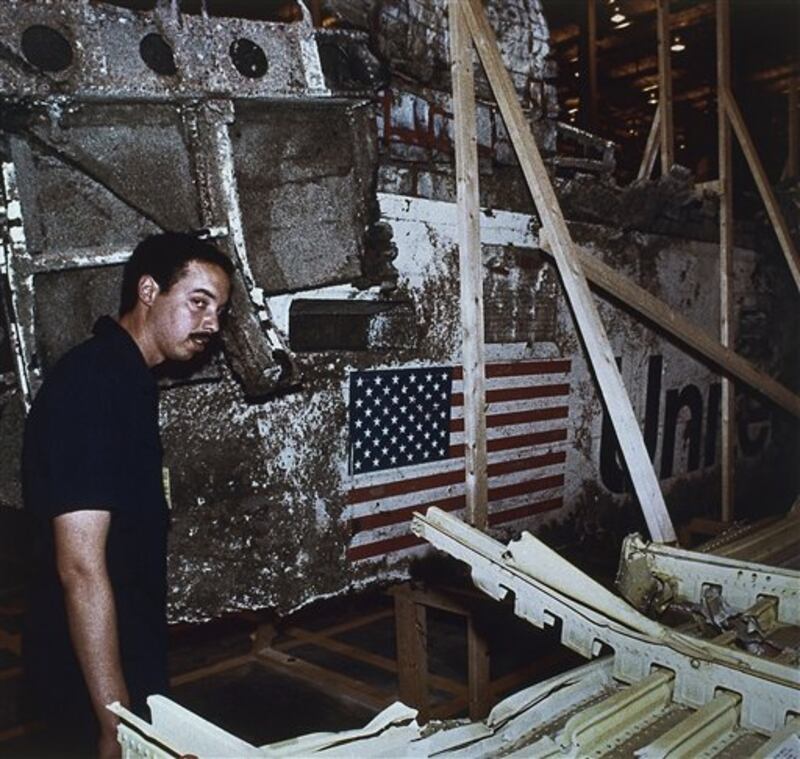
451,383,570,406
450,406,568,432
348,359,572,562
350,494,465,534
349,496,565,559
348,450,565,505
347,533,425,561
489,497,563,526
489,473,564,501
448,428,567,458
452,360,571,380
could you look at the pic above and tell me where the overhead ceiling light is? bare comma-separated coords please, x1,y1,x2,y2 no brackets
568,107,579,114
610,7,627,24
648,93,658,105
643,83,658,91
614,20,631,29
671,35,686,52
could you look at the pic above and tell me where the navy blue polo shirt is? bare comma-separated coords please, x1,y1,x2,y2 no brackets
23,316,169,727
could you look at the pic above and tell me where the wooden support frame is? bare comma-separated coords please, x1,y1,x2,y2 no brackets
638,103,661,180
722,89,800,291
391,584,492,722
717,0,735,522
656,0,675,174
449,1,488,529
460,0,676,543
393,587,430,722
586,0,598,130
786,73,798,181
563,249,800,419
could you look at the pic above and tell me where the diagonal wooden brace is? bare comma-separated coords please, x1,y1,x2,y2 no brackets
460,0,676,543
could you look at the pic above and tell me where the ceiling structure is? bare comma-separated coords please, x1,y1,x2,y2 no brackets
541,0,798,184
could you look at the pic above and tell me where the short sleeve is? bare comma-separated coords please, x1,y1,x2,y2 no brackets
30,362,119,519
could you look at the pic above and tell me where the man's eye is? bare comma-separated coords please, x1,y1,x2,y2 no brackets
192,298,208,309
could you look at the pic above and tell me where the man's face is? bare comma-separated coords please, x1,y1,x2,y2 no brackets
146,260,231,365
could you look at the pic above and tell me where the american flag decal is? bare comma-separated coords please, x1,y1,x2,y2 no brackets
349,367,453,474
346,358,571,562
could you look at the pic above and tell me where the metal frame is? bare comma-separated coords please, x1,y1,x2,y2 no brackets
620,532,800,625
412,508,799,735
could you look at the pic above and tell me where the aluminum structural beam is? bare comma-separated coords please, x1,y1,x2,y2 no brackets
411,508,800,735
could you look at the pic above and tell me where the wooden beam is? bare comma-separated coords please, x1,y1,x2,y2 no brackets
255,647,392,711
638,102,662,180
170,653,255,688
394,590,430,722
787,72,798,180
722,88,800,291
462,0,676,543
565,249,800,419
717,0,734,522
449,0,488,529
587,0,598,130
656,0,675,173
467,618,490,720
282,625,468,698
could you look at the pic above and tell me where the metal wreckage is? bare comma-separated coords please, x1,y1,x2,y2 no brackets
0,0,798,755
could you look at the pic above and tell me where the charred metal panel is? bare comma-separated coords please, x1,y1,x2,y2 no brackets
327,0,558,212
231,100,377,294
0,0,328,100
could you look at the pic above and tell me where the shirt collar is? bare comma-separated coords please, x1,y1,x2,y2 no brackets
92,316,156,392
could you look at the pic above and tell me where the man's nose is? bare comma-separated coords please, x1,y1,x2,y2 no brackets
203,311,220,333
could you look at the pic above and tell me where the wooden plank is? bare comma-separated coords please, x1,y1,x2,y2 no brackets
467,618,490,720
462,0,676,543
638,102,661,180
723,88,800,291
656,0,675,173
394,590,430,722
283,625,468,698
170,653,255,688
273,608,395,651
566,248,800,418
255,647,392,711
787,73,798,180
450,0,488,529
392,584,470,616
717,0,735,522
587,0,598,130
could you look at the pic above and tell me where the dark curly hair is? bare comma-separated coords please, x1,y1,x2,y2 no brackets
119,232,234,316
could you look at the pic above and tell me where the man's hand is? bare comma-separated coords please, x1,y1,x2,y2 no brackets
54,510,129,756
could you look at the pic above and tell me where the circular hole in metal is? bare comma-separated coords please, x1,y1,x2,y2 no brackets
21,25,73,73
229,38,268,79
139,33,177,76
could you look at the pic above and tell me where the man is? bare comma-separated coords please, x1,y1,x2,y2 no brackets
22,232,233,757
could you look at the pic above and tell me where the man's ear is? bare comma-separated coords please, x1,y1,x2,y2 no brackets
138,275,160,307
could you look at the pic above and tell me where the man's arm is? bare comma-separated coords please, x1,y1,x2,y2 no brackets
54,510,129,759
